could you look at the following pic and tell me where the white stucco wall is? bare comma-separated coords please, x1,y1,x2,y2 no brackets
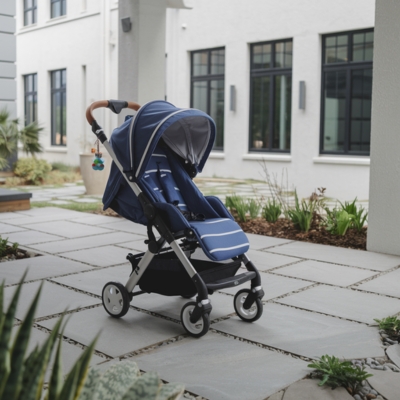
16,0,119,166
367,0,400,255
166,0,375,200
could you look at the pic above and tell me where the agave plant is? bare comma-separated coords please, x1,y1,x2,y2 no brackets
0,108,43,170
0,275,184,400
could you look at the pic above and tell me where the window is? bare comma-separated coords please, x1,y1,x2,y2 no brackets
51,0,66,18
51,69,66,146
24,74,37,125
24,0,37,26
249,40,292,152
191,48,225,150
321,29,373,155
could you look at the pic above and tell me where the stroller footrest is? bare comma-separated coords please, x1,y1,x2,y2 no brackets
206,271,256,291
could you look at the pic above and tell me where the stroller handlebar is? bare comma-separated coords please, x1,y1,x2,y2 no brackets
86,100,141,143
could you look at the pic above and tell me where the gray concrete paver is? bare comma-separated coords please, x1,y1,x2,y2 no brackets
246,249,302,271
38,307,183,358
0,255,93,285
69,214,122,225
0,212,18,220
356,268,400,298
27,231,145,254
267,241,400,271
58,245,132,267
272,260,378,286
23,220,113,239
0,222,26,234
4,280,100,319
97,219,147,235
276,285,400,324
386,344,400,369
213,303,384,359
245,233,293,250
131,332,309,400
367,367,400,400
2,230,63,245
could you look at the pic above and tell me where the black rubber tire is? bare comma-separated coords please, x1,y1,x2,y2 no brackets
180,301,210,338
233,289,263,322
102,281,130,318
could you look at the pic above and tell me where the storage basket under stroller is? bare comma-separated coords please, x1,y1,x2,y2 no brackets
85,99,265,337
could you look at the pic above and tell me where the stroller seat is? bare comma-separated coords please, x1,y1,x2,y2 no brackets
142,147,250,262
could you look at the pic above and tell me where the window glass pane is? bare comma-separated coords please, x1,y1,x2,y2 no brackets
53,92,62,145
62,90,67,144
325,35,348,63
52,1,61,18
323,70,347,151
250,76,270,149
210,49,225,75
349,69,372,152
273,75,291,150
275,42,292,68
61,0,67,15
193,52,208,76
252,44,271,69
210,80,224,149
192,81,208,113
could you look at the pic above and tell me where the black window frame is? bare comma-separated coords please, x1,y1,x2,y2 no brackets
320,28,374,156
24,73,37,126
23,0,37,26
51,69,67,146
249,38,293,153
51,0,66,18
190,47,225,151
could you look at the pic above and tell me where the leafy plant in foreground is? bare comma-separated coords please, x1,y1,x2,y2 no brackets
225,195,248,222
324,208,354,236
308,355,373,394
0,236,19,258
287,191,315,232
13,158,52,185
262,198,282,223
247,198,261,219
339,198,368,232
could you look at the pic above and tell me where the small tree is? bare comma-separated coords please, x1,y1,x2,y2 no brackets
0,109,43,169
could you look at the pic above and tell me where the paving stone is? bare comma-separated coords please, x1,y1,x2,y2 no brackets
1,230,63,245
117,239,149,252
131,292,235,321
275,285,400,324
267,390,284,400
13,207,84,218
69,214,123,225
24,220,112,239
4,280,100,319
245,249,301,271
213,303,384,359
0,222,26,234
246,233,292,250
72,198,100,203
268,241,400,271
131,332,308,400
367,367,400,400
48,200,71,205
273,260,378,287
38,307,182,358
30,196,52,202
57,195,80,200
97,219,147,235
0,212,18,220
357,268,400,298
282,378,353,399
28,231,145,254
50,264,134,296
219,273,313,299
386,344,400,369
0,255,93,285
59,245,132,267
16,326,105,381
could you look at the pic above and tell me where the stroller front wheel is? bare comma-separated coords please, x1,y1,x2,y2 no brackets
181,301,210,338
102,281,130,318
234,289,263,322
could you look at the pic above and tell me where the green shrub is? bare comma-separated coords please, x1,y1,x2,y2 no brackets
0,236,19,258
339,198,368,232
225,195,248,222
287,191,315,232
262,198,281,223
247,198,261,219
324,208,354,236
13,157,52,185
0,276,184,400
374,316,400,337
51,162,78,173
308,355,372,393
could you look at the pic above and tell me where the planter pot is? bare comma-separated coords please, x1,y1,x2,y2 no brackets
79,153,112,195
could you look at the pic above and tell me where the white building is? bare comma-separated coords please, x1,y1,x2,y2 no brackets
16,0,375,201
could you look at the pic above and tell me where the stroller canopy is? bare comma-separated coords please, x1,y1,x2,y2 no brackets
110,100,216,180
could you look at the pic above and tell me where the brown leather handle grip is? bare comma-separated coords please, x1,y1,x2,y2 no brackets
85,100,141,126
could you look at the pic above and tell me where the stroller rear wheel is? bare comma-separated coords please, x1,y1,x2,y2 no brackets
234,289,263,322
102,281,130,318
181,301,210,338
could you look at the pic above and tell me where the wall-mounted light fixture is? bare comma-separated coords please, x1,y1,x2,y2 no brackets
299,81,306,110
121,17,132,33
230,85,236,112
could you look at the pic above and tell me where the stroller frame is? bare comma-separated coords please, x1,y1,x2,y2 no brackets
86,100,265,337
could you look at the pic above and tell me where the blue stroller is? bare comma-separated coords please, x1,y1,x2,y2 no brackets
86,100,265,337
